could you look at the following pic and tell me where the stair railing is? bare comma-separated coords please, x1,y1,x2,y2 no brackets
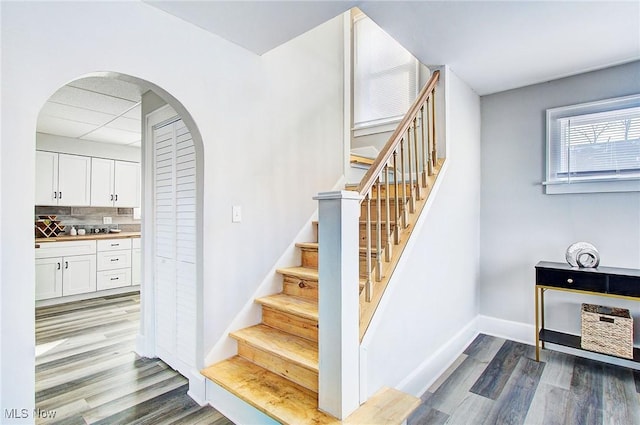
356,70,440,302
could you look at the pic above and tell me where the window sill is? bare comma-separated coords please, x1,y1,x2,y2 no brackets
353,117,403,137
543,179,640,194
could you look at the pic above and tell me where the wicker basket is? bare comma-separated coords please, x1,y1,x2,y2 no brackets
581,303,633,359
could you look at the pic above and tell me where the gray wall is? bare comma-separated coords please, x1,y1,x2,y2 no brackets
480,61,640,336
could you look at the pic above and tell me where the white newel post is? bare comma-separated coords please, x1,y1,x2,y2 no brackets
314,190,361,419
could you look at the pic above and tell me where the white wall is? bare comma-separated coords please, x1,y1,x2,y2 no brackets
36,133,141,162
0,2,344,421
480,61,640,340
361,67,481,398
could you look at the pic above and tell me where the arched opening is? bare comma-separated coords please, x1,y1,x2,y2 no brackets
33,72,210,421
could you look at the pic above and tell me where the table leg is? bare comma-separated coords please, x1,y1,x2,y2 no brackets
535,286,540,361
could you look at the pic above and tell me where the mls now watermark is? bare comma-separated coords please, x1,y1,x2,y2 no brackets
4,408,57,420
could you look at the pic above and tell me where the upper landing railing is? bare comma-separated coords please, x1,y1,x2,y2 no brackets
357,70,440,303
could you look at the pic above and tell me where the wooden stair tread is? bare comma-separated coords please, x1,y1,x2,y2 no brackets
202,357,418,425
344,386,421,425
256,294,318,321
296,242,318,250
231,324,318,372
277,266,318,281
201,356,337,425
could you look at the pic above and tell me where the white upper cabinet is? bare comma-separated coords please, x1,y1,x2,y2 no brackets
114,161,141,208
35,151,59,206
35,151,90,206
90,158,116,207
57,154,91,206
91,158,140,208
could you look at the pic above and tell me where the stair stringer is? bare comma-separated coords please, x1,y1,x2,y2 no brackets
358,159,450,402
203,212,317,368
201,177,346,425
203,176,345,368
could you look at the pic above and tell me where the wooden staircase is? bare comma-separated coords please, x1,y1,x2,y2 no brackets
201,70,441,424
201,224,419,424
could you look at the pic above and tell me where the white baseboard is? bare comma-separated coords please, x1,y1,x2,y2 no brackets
187,370,207,406
397,317,479,397
205,380,280,425
475,314,535,346
476,315,640,370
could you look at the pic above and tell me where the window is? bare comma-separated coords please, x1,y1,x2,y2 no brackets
545,94,640,194
353,13,418,131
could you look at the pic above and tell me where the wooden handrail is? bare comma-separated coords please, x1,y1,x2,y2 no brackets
356,70,440,197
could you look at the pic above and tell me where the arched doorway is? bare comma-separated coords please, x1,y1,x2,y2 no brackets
33,72,206,414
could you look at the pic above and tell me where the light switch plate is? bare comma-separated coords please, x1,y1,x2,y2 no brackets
232,205,242,223
103,216,112,224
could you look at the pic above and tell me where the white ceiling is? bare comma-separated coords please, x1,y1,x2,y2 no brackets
37,77,143,147
42,1,639,145
146,0,640,96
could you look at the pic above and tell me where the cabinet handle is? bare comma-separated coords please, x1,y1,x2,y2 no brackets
110,277,119,281
57,262,61,270
567,278,574,284
65,261,69,269
115,194,118,202
111,243,119,247
110,194,114,201
59,191,62,199
53,191,57,199
110,258,119,262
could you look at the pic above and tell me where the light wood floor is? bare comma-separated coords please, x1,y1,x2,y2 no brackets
409,334,640,425
35,293,233,425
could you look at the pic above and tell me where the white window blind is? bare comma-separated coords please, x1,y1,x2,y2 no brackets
353,15,418,129
545,94,640,194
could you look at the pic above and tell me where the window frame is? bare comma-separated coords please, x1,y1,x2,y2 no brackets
544,94,640,194
351,12,419,136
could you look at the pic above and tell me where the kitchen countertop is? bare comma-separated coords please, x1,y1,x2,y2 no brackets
36,231,141,244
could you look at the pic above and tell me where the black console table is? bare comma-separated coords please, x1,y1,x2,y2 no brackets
535,261,640,362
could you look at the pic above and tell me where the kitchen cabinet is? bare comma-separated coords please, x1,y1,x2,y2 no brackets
35,255,97,299
97,238,132,290
35,240,97,300
91,158,140,208
35,257,63,300
35,151,91,206
35,236,140,303
61,255,97,296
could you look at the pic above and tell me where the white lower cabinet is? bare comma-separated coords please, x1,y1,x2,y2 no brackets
97,238,133,290
62,255,97,296
97,268,132,290
35,257,63,300
35,254,97,300
36,237,140,302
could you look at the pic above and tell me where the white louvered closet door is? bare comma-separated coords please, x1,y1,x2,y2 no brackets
153,118,197,373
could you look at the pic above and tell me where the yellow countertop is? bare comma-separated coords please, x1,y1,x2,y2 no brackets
36,231,141,244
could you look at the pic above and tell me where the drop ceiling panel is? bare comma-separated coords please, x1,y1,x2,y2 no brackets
80,127,141,145
37,115,100,138
123,104,142,120
39,102,116,126
49,86,138,116
106,116,142,133
68,77,143,102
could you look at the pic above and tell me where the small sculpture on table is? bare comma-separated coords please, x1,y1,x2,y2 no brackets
566,242,600,268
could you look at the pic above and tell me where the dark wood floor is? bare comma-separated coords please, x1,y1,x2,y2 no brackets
38,294,640,425
409,333,640,425
35,293,233,425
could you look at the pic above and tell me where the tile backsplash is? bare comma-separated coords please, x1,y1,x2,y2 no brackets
35,206,141,233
